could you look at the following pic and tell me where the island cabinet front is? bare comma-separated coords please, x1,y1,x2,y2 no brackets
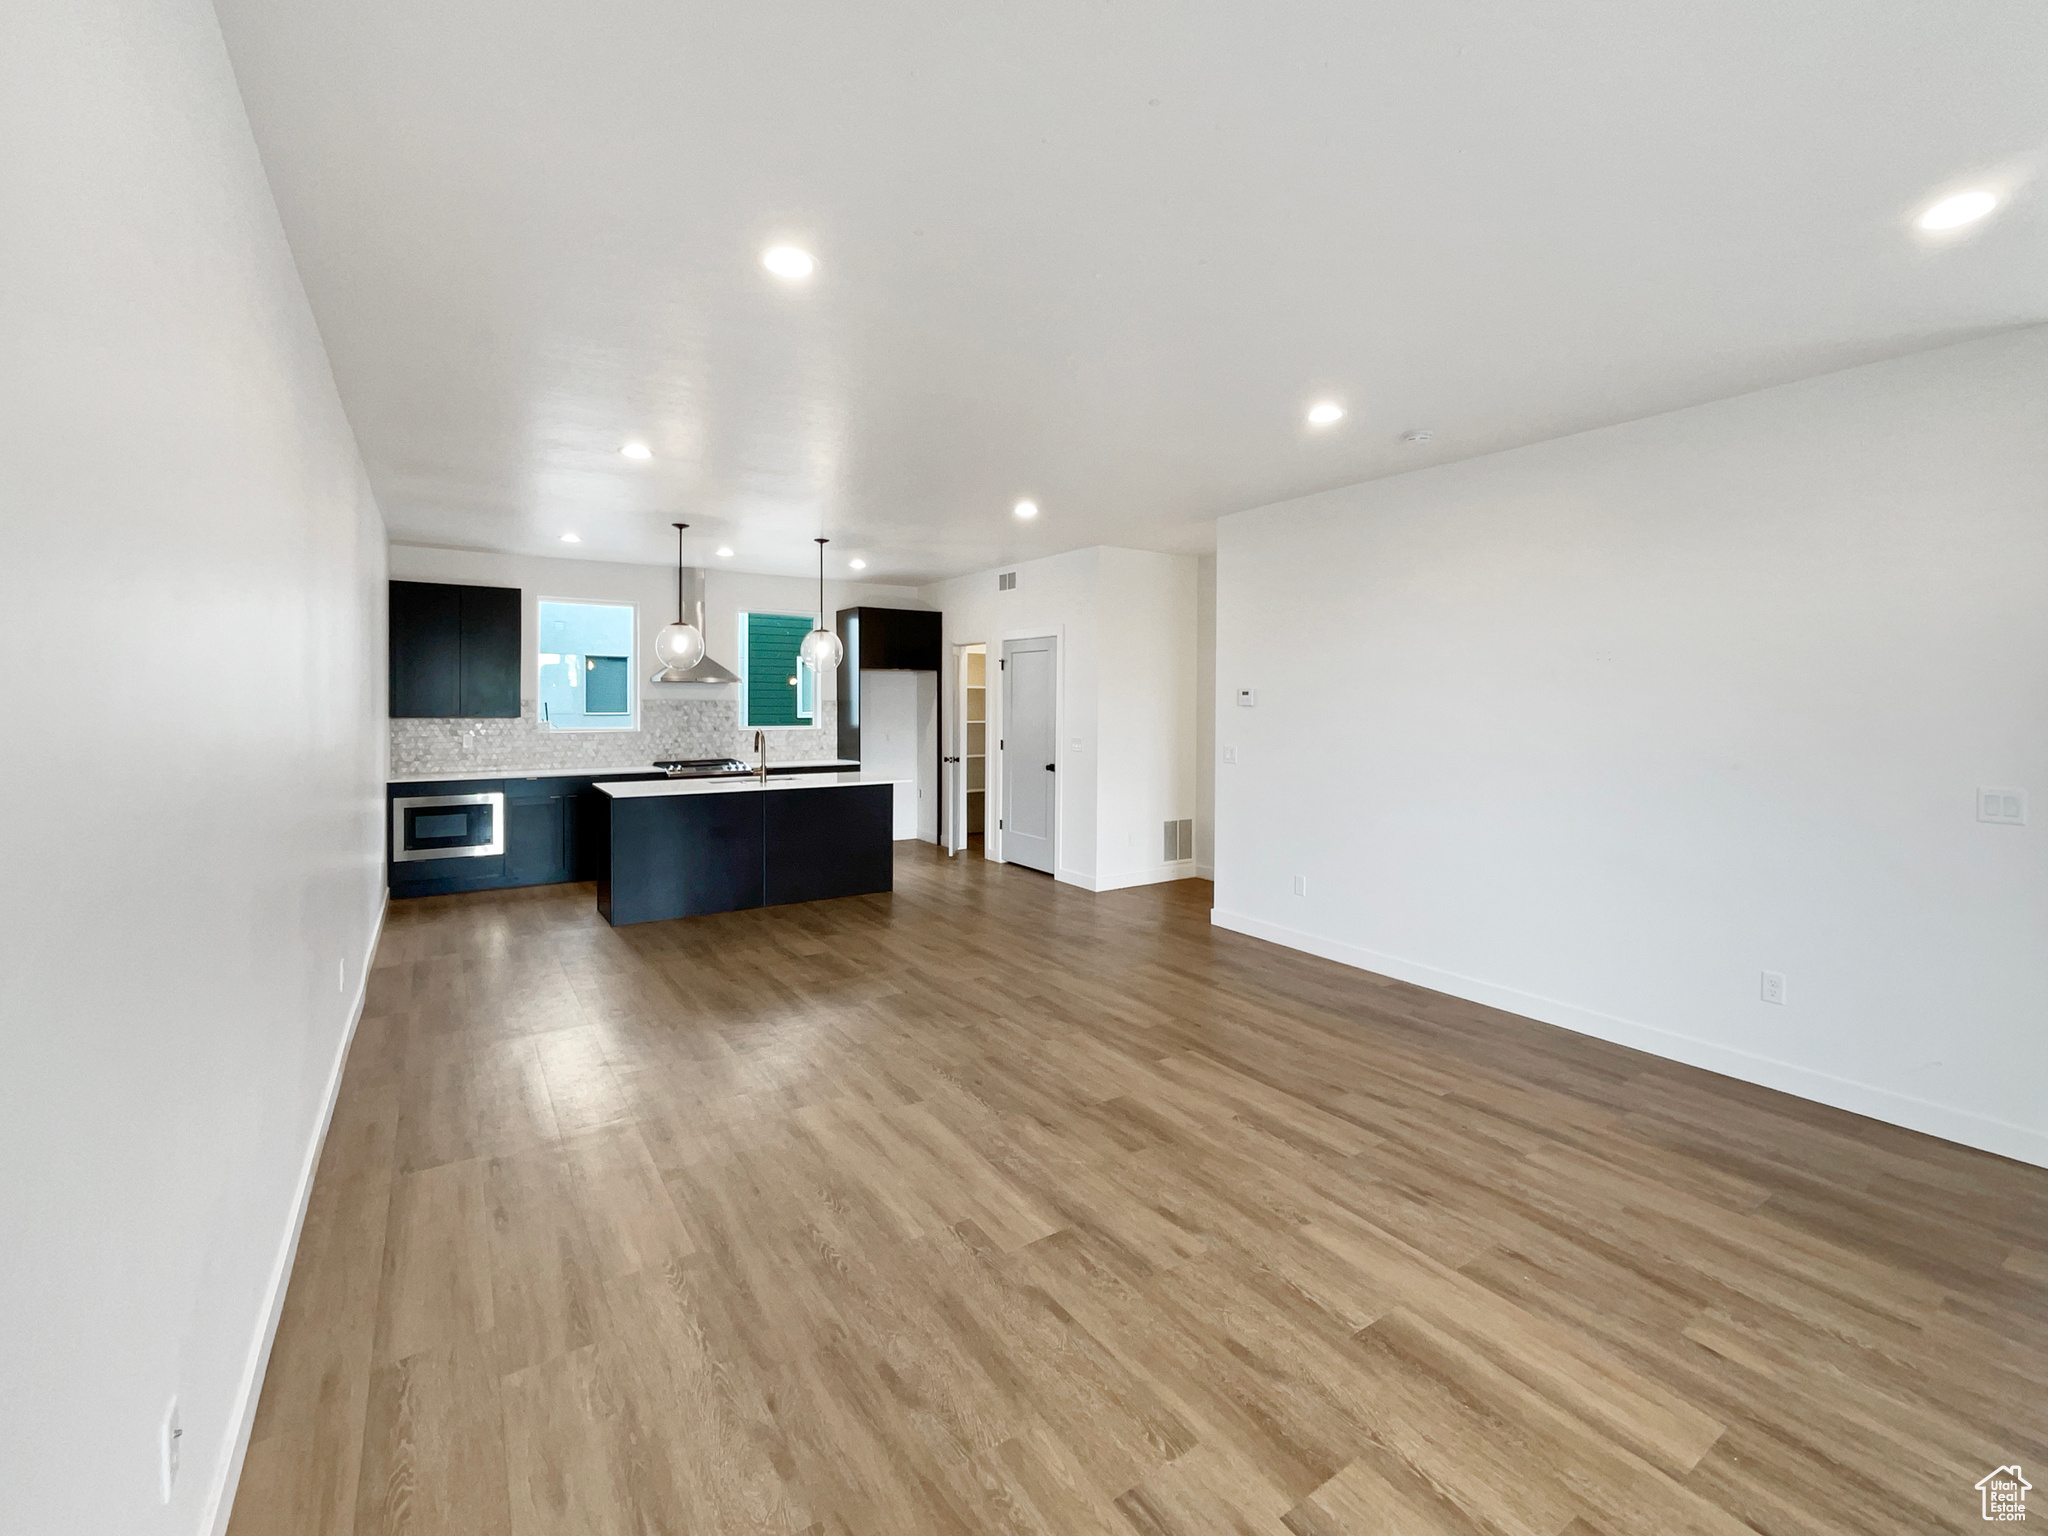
599,792,766,925
765,783,894,906
597,781,897,926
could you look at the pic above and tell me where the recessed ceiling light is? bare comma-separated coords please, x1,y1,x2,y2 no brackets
1014,499,1039,519
559,532,581,543
621,441,652,460
1307,401,1345,427
716,546,734,558
849,558,867,570
1917,190,1999,231
762,245,816,279
1401,430,1433,445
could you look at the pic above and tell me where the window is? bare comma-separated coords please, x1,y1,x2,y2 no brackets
538,599,637,730
739,611,818,728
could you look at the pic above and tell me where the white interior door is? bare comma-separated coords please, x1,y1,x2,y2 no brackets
1000,636,1056,874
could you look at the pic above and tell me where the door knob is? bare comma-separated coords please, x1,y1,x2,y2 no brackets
1045,763,1056,772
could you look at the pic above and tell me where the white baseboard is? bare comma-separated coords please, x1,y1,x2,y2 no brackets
203,890,388,1536
1210,906,2048,1170
1195,863,1215,880
1058,860,1198,893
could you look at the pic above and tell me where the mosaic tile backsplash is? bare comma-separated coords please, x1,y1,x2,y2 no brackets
389,697,842,777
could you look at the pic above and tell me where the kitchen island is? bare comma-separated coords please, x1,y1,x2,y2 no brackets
595,772,904,925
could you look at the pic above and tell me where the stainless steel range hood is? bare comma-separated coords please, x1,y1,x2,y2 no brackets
651,564,740,684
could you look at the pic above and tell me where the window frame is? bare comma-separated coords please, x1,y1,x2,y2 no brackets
536,596,640,732
737,610,821,730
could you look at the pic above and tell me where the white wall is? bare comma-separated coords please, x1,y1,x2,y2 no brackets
925,546,1198,891
388,542,924,726
1195,554,1218,878
1096,548,1200,890
1214,329,2048,1168
0,3,390,1532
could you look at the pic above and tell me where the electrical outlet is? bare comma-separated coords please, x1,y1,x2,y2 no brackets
1293,875,1308,896
160,1398,182,1503
1222,746,1237,764
1978,787,2027,825
1237,689,1257,708
1760,971,1786,1005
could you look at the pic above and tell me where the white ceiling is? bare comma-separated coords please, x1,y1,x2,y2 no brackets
214,0,2048,584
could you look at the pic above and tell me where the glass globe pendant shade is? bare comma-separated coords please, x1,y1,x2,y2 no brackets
653,621,706,671
799,626,843,672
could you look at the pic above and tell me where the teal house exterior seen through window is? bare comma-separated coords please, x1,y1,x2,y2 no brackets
740,612,817,727
583,654,629,715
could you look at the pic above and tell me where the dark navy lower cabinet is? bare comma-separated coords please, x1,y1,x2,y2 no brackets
599,783,895,925
765,785,894,906
600,793,767,925
503,794,568,887
387,773,663,898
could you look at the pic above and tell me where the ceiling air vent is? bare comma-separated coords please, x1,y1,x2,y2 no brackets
997,571,1017,592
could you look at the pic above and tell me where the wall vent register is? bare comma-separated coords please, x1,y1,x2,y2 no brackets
1163,818,1194,862
997,571,1017,591
1979,787,2028,825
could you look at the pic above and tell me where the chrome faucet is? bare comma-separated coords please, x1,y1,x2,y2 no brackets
754,729,768,782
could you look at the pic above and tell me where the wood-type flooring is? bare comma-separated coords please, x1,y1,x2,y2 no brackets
229,843,2048,1535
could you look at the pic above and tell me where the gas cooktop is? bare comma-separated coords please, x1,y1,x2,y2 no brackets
652,758,751,778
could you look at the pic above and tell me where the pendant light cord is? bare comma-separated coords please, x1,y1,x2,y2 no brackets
673,523,688,624
816,536,829,628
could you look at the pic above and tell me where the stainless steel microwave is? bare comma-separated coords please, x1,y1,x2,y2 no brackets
392,791,505,862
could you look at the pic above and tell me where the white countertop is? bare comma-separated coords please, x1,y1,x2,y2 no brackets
388,760,860,785
598,771,906,800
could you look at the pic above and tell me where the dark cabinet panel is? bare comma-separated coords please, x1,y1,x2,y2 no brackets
458,584,521,718
601,794,766,925
504,795,568,886
835,610,860,761
390,581,463,717
388,580,520,719
866,607,942,672
764,785,894,906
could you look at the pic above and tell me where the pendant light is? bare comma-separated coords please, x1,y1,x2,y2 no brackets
653,522,707,671
798,536,844,672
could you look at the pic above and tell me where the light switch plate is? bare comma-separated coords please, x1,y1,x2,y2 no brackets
1978,787,2027,825
1237,688,1256,707
1222,746,1237,764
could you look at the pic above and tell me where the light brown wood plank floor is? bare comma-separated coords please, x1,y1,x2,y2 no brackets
231,844,2047,1536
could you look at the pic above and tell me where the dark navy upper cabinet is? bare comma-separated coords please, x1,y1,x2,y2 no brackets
390,580,521,718
390,581,463,717
457,584,521,717
854,606,942,671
